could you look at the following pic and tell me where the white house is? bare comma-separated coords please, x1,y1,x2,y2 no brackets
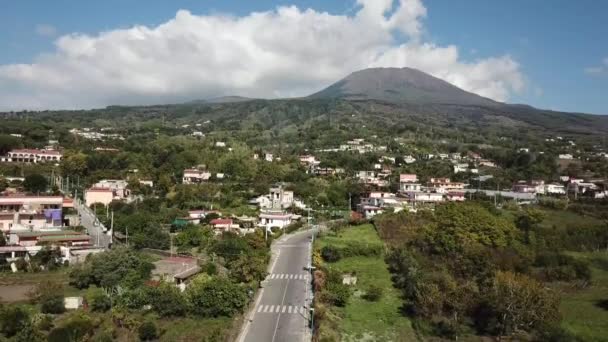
259,210,294,229
545,184,566,195
403,155,416,164
183,169,211,184
559,154,574,160
359,205,384,218
446,191,466,201
3,149,63,163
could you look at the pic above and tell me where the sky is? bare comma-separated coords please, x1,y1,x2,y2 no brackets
0,0,606,114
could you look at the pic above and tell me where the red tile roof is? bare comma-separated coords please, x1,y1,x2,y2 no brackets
210,218,233,225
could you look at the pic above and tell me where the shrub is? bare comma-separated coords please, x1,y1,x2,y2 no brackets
186,278,248,317
0,305,31,337
150,283,187,317
363,285,383,302
48,313,94,342
138,320,158,341
204,262,218,275
320,246,341,262
40,294,65,314
86,287,111,312
534,252,591,282
322,283,351,307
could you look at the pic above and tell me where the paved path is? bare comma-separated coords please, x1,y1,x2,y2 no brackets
238,229,314,342
74,199,111,248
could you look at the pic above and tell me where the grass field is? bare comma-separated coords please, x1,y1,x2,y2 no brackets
158,317,233,342
316,224,418,342
560,252,608,342
538,208,604,230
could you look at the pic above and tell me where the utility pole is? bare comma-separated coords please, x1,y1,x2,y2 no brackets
126,227,129,247
110,211,114,248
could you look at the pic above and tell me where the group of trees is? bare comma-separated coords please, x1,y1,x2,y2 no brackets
376,202,587,340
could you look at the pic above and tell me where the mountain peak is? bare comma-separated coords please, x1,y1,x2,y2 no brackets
309,67,500,107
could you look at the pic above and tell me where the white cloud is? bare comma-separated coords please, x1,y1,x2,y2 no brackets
0,0,525,110
584,57,608,76
35,24,58,37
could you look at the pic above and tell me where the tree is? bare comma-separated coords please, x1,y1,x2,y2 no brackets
138,320,158,341
429,203,517,254
69,248,153,289
0,305,31,338
516,208,546,244
86,287,111,312
186,277,248,317
228,254,267,283
30,281,65,314
60,152,88,177
23,174,48,193
149,283,187,317
47,313,94,342
480,271,560,336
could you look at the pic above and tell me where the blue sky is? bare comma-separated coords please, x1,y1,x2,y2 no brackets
1,0,607,113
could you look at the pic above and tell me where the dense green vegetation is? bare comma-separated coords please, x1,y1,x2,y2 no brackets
373,203,608,341
313,224,417,341
2,94,608,341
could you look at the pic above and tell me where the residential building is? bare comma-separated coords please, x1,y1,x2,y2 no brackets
209,218,240,233
446,191,466,201
359,205,384,218
0,195,63,232
1,149,63,163
403,155,416,164
545,184,566,195
259,210,294,229
399,174,420,193
559,154,574,160
84,179,131,206
182,168,211,184
187,210,221,224
269,186,294,209
9,230,91,247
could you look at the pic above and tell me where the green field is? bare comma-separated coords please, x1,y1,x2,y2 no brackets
538,209,604,230
560,252,608,342
316,224,418,342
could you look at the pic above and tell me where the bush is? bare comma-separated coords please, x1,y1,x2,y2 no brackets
322,283,351,307
534,252,591,283
186,278,248,317
0,305,31,337
150,283,187,317
138,320,158,341
321,246,342,262
40,294,65,314
48,313,94,342
285,221,304,234
86,287,111,312
204,262,218,275
363,285,383,302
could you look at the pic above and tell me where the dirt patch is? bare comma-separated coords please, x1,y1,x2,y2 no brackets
0,284,35,303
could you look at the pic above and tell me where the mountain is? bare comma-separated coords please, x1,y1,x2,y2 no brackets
206,96,256,104
185,96,256,105
309,67,608,134
309,67,500,107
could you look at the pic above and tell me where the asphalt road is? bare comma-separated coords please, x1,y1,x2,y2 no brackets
238,229,314,342
74,199,111,248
